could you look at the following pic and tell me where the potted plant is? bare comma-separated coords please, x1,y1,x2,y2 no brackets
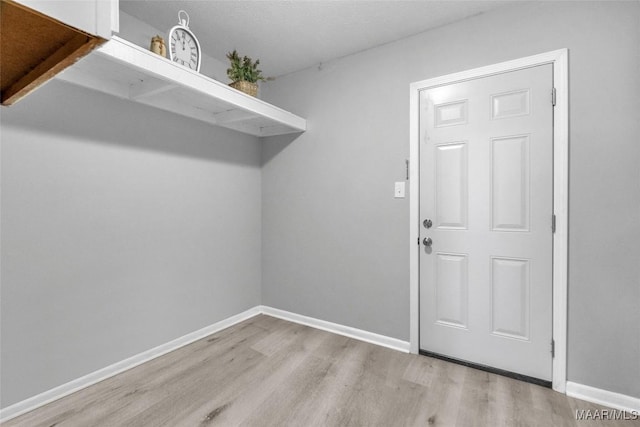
226,50,265,97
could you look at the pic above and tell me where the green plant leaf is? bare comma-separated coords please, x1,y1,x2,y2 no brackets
226,50,266,83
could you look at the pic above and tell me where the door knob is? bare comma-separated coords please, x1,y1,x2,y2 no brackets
423,237,433,247
423,219,432,229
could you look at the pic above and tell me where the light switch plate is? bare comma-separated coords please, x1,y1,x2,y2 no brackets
394,182,405,198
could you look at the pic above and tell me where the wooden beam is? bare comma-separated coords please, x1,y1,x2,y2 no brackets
1,0,105,106
2,34,103,105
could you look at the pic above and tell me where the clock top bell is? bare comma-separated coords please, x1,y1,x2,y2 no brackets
178,10,189,28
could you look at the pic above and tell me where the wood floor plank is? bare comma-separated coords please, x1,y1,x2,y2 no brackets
4,314,637,427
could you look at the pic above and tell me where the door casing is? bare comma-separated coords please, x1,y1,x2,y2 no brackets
409,49,568,393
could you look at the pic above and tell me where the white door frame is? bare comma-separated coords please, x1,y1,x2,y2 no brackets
409,49,568,393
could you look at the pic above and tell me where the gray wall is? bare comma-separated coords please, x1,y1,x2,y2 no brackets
0,82,262,407
262,1,640,398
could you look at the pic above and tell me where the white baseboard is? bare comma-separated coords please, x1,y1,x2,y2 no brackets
0,306,262,423
260,305,410,353
566,381,640,413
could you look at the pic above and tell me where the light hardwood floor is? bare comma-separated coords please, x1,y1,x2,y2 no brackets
3,315,637,426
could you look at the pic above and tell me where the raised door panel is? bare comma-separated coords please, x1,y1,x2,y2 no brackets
435,253,468,329
491,135,530,231
434,100,468,127
491,257,530,340
435,142,468,229
491,89,530,120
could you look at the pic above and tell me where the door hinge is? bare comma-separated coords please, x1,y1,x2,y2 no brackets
552,87,557,106
551,339,555,358
405,159,410,180
552,214,556,233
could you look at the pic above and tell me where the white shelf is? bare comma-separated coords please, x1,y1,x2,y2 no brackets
56,36,306,137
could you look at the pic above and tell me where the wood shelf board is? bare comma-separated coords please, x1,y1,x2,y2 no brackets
1,0,103,105
56,36,306,137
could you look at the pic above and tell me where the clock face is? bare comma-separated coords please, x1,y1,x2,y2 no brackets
169,27,200,71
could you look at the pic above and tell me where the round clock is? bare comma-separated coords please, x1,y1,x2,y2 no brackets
168,10,201,72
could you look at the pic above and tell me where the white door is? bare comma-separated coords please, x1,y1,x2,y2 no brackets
419,64,553,381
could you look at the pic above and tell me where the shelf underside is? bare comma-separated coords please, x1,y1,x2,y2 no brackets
56,37,306,137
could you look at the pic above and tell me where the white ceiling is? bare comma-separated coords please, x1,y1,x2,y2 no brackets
121,1,519,77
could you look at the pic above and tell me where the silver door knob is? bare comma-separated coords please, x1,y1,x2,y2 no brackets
423,219,432,229
422,237,433,247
